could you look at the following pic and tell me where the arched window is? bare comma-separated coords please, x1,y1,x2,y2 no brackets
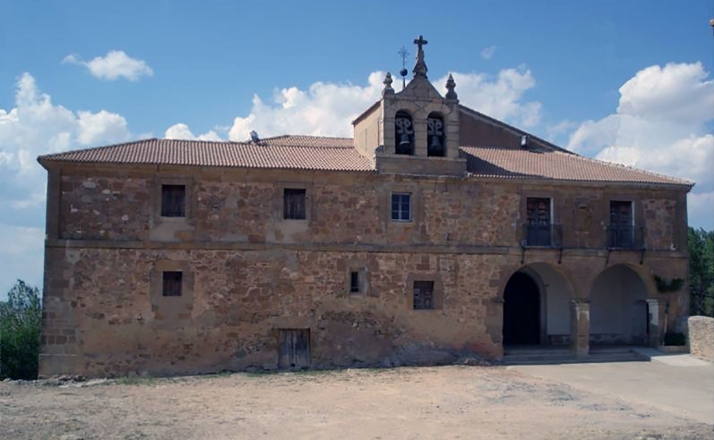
395,110,414,155
427,112,445,157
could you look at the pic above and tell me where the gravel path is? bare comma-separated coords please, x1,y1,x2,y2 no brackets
1,366,711,439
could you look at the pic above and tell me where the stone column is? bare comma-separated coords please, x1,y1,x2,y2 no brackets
570,299,590,357
646,299,660,347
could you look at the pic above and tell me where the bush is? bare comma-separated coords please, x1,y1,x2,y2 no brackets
663,331,686,346
0,280,42,380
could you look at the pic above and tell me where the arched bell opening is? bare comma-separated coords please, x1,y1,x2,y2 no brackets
427,112,445,157
395,110,414,155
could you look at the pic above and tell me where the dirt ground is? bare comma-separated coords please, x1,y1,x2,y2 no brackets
1,366,712,440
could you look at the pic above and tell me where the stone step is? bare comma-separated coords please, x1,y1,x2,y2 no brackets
502,350,649,366
504,347,570,356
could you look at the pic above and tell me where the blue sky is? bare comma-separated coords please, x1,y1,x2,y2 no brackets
1,0,713,295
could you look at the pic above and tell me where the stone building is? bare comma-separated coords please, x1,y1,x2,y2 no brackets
38,37,693,377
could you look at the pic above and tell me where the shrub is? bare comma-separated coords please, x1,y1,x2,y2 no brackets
0,280,42,380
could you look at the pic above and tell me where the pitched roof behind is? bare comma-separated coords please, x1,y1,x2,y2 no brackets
461,146,692,187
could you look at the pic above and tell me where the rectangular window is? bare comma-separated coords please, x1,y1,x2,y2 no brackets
391,193,412,222
161,185,186,217
162,271,183,297
413,281,434,310
349,271,360,293
283,188,307,220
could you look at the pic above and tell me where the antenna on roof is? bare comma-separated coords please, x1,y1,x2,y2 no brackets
520,135,529,149
250,130,260,143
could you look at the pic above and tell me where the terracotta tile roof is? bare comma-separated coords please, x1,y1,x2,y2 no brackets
38,135,692,187
461,146,693,187
38,136,374,172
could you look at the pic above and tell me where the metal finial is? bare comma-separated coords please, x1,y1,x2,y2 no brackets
398,46,409,89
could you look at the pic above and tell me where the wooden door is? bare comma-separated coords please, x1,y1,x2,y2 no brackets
278,329,311,369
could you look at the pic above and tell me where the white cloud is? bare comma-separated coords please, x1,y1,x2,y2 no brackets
544,120,578,145
0,73,133,295
227,67,542,141
228,72,386,141
481,46,497,60
440,67,541,127
63,50,154,81
566,62,714,229
77,110,130,145
617,63,713,125
165,123,222,141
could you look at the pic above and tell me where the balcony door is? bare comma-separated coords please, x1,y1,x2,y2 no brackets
526,198,552,246
609,201,633,248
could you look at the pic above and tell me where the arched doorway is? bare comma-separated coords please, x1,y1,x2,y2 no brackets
503,271,541,345
589,265,649,345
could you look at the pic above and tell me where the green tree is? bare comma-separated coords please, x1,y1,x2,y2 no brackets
0,280,42,380
689,227,714,317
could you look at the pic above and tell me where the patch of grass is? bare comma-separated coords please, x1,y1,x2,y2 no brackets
242,370,278,378
289,368,336,377
113,376,159,386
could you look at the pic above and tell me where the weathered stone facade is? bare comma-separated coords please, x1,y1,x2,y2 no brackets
38,41,693,377
38,164,691,377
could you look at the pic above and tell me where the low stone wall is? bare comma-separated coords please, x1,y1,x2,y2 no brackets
688,316,714,362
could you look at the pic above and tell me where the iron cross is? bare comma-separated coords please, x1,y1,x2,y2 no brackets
414,35,428,52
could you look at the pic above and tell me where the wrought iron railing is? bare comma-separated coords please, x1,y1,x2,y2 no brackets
606,225,645,249
522,223,562,248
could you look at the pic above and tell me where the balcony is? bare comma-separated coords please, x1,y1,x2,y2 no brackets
606,225,645,250
522,223,562,248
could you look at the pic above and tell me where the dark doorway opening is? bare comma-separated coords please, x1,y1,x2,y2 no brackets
278,329,311,369
503,272,541,345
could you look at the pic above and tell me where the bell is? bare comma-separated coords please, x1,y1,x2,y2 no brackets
429,135,443,150
398,133,411,148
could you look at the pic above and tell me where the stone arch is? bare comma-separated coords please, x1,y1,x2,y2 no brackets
426,112,445,157
500,263,576,346
589,264,650,345
394,110,414,155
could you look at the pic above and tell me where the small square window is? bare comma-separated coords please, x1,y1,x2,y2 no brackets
161,185,186,217
391,193,411,222
413,281,434,310
162,271,183,297
349,271,360,293
284,188,307,220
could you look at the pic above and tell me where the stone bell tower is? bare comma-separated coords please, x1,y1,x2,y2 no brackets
353,35,466,176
